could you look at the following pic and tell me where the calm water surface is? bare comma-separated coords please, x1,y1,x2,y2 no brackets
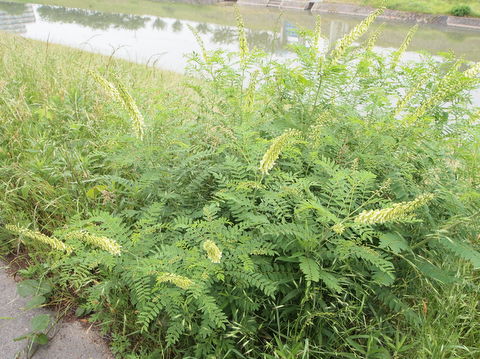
0,0,479,103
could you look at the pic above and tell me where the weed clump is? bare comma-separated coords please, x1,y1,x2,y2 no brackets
1,9,480,358
451,5,472,17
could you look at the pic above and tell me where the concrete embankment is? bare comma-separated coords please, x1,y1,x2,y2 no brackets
0,262,112,359
237,0,480,30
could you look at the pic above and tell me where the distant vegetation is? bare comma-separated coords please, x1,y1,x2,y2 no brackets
1,7,480,359
332,0,479,17
451,4,472,16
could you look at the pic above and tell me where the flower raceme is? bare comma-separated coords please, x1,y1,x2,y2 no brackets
259,129,301,175
203,240,222,263
354,193,434,224
6,225,73,254
234,6,249,63
464,61,480,78
329,7,384,65
66,231,122,256
90,71,145,140
157,272,194,290
390,25,418,69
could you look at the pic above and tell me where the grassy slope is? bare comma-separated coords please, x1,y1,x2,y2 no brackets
0,31,188,152
0,32,186,232
0,26,183,86
326,0,480,17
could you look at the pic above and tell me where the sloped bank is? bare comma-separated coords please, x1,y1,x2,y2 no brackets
237,0,480,29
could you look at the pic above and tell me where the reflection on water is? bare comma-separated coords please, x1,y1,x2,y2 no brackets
37,6,149,30
0,1,479,72
0,3,302,69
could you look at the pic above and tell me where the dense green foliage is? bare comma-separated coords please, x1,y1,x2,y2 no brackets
451,4,472,16
1,10,480,359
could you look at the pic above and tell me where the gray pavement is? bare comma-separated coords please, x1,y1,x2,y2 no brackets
0,263,113,359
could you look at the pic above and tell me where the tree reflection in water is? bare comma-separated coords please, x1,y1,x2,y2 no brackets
37,6,149,30
152,18,166,30
34,5,301,54
195,23,210,34
172,19,183,32
209,24,291,53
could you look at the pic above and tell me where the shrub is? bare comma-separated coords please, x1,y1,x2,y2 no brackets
451,5,472,17
1,10,480,358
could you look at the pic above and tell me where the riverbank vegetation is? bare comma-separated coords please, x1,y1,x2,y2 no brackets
1,9,480,358
333,0,480,17
7,0,480,18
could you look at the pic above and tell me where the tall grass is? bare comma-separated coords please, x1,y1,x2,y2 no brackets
0,34,183,234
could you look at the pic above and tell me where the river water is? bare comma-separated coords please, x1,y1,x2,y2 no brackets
1,1,480,70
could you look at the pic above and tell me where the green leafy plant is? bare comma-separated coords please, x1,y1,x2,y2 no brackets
451,5,472,17
14,280,53,354
17,279,52,310
1,8,480,358
16,314,51,345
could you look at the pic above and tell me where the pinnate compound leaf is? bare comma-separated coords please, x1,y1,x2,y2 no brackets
299,256,320,282
438,237,480,269
416,260,458,284
318,270,343,292
379,232,409,254
372,270,395,286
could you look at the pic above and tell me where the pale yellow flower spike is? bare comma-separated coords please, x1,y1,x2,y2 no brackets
313,16,322,53
203,240,222,263
234,6,249,63
354,193,434,225
395,72,430,117
463,62,480,78
89,70,120,99
6,225,73,254
188,24,208,62
157,272,194,290
259,129,300,175
111,75,145,140
67,231,121,256
408,61,462,122
332,223,346,235
330,7,384,65
90,71,145,140
391,25,418,69
365,23,384,52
